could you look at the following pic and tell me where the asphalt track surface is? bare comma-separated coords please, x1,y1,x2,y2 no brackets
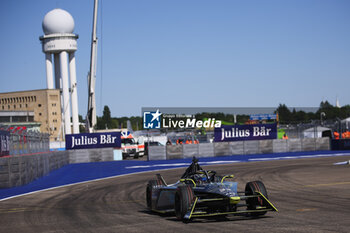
0,155,350,233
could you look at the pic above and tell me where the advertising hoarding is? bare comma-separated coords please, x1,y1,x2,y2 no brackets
214,123,277,142
66,132,121,150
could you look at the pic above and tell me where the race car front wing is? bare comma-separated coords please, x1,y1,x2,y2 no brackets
184,191,278,220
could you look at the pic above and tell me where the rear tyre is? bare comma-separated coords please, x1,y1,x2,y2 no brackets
245,180,268,216
146,180,158,209
174,185,195,221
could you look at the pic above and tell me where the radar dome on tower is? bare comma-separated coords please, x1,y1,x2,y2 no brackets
40,8,79,135
42,8,75,35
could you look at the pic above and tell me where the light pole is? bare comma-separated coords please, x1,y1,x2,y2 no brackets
320,112,326,126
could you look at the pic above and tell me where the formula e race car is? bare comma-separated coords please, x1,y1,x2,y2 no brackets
146,157,278,221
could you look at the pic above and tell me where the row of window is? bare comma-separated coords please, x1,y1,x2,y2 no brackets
0,96,37,104
2,104,28,110
0,116,57,126
1,105,57,118
0,116,35,123
1,102,58,109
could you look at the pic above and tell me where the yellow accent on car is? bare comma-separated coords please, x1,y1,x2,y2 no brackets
179,178,196,187
255,191,278,212
188,197,198,219
191,208,274,218
229,196,241,204
199,198,225,202
221,175,234,183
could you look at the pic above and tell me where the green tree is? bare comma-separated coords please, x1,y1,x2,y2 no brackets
96,105,114,129
276,104,292,123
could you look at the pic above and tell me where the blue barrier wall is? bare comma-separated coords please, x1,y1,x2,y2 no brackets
331,139,350,150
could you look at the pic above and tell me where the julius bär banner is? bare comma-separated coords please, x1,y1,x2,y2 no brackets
65,132,121,150
214,123,277,142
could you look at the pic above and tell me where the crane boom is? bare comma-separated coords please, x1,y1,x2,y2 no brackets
87,0,99,132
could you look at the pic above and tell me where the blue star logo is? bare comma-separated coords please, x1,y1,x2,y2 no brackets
143,109,162,129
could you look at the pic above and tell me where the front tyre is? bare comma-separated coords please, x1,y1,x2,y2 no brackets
146,180,158,209
174,185,195,221
245,180,268,216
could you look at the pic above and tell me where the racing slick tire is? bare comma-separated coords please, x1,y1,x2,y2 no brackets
245,180,268,216
146,180,158,209
174,185,195,221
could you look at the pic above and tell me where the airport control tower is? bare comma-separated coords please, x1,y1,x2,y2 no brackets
39,8,80,135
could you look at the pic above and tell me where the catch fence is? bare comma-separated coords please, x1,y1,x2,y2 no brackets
0,125,49,156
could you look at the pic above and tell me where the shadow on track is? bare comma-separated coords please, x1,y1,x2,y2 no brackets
140,209,273,224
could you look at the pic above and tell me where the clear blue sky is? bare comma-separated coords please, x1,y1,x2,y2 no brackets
0,0,349,117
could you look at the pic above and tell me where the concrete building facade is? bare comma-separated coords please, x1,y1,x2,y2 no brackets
0,89,62,141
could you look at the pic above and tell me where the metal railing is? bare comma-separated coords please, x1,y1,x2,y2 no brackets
280,119,349,139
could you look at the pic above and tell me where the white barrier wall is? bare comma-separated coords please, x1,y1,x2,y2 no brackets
148,145,166,160
68,148,114,163
183,144,199,159
302,138,316,151
166,145,183,160
0,152,68,188
244,141,260,155
229,141,244,155
316,137,330,150
198,143,214,158
1,137,331,188
273,139,288,153
214,142,230,156
148,138,331,161
259,140,273,154
288,139,302,152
